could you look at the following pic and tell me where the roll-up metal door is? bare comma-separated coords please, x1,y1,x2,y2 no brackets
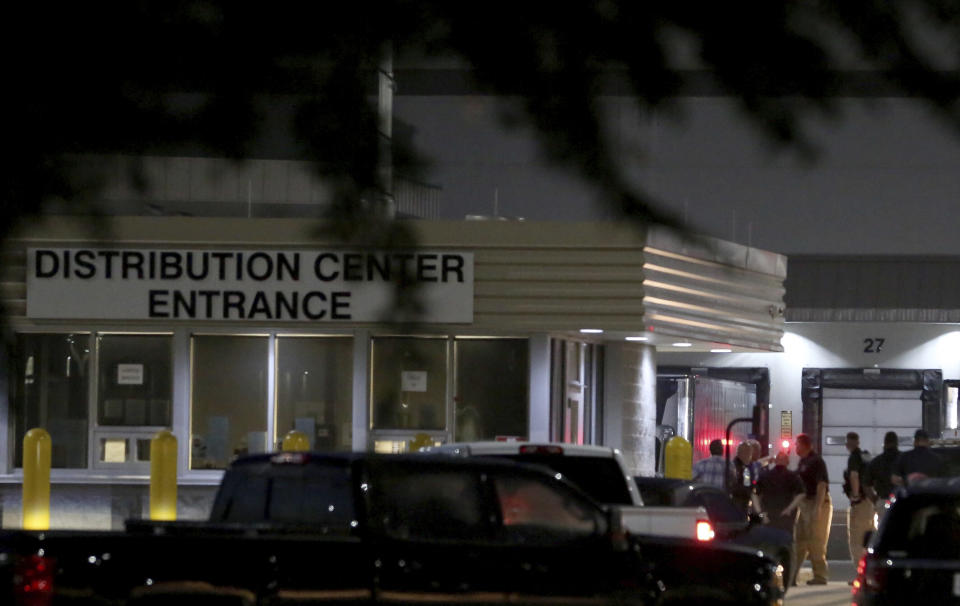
820,388,921,508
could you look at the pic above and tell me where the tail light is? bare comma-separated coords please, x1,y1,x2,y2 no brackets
518,445,563,455
851,553,887,599
851,553,867,596
13,554,55,606
696,520,715,541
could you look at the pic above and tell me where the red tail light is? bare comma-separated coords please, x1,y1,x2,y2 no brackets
13,554,55,606
518,445,563,455
696,520,715,541
852,553,887,599
851,553,867,596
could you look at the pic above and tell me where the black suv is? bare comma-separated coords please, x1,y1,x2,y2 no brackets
852,478,960,604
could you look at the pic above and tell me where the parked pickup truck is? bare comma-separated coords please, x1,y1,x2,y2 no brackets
422,442,717,541
1,452,783,606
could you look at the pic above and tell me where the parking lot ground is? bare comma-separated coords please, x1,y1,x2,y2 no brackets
786,560,856,606
786,582,853,606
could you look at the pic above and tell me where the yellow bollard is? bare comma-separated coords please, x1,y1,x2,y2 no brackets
150,430,178,521
282,430,310,452
23,428,51,530
664,436,693,480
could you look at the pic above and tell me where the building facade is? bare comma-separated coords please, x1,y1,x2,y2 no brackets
0,216,786,528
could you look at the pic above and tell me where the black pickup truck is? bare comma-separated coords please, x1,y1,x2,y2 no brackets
1,452,782,606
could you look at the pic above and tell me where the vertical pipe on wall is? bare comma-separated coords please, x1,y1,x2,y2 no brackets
149,429,177,521
22,428,51,530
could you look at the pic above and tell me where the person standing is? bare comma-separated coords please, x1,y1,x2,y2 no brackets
692,438,734,490
892,429,945,486
867,431,900,519
794,433,832,586
731,441,760,515
844,432,874,568
756,451,805,586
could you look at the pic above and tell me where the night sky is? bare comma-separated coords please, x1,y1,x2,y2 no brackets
395,94,960,256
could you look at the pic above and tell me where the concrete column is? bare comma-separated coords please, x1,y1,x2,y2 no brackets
528,335,551,442
352,330,370,451
606,342,657,475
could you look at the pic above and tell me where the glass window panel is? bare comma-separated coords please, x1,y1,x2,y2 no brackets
455,339,529,441
191,335,268,469
136,439,152,461
371,337,446,430
11,333,90,468
276,337,353,451
99,438,128,463
97,334,172,427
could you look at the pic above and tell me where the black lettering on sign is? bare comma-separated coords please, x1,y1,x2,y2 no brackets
75,250,96,279
149,290,170,317
35,250,59,278
863,338,886,353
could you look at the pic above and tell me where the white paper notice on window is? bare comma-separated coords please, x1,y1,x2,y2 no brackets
117,363,144,385
401,371,427,392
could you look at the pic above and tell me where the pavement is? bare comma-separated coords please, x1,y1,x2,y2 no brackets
786,560,857,605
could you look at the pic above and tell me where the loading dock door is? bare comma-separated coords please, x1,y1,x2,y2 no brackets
820,388,921,508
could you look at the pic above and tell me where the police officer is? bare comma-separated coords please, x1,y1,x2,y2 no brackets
867,431,900,518
756,451,804,587
892,428,945,486
844,432,873,567
731,441,760,515
794,433,831,586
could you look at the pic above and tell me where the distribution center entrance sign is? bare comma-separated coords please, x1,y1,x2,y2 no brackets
27,248,474,323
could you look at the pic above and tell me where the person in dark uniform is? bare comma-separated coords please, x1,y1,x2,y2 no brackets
794,433,831,585
731,441,760,515
758,451,805,531
892,428,945,486
867,431,900,518
844,432,874,568
756,451,804,587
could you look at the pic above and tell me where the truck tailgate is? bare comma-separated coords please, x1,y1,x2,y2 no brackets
619,506,708,539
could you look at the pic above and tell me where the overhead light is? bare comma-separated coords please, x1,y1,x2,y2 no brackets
579,329,603,334
710,348,733,353
672,342,693,347
625,336,648,342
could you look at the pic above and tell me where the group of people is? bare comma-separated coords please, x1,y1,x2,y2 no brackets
692,428,945,586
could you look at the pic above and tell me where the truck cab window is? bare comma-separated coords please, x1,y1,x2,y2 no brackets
492,474,603,541
366,467,486,541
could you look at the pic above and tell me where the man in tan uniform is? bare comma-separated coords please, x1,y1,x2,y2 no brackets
844,432,874,570
794,433,832,585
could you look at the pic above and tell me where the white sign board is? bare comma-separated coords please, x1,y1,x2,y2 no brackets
401,371,428,392
117,363,144,385
27,248,474,323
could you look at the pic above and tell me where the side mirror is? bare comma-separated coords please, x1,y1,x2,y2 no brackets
748,511,765,527
862,530,873,548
